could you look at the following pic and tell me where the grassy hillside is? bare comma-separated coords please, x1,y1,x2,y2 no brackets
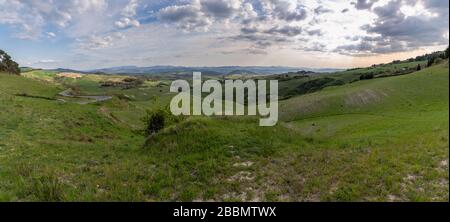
274,60,428,99
0,62,448,201
275,63,449,201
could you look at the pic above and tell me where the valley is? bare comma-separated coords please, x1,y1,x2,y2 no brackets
0,56,448,201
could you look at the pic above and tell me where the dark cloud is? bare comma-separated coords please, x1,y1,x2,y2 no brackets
267,0,308,21
157,0,242,31
157,4,211,31
229,33,291,50
306,29,323,36
231,34,289,44
422,0,449,20
314,6,333,15
156,0,447,56
372,0,401,18
158,5,200,22
368,0,448,44
297,42,327,52
335,39,411,56
244,48,268,55
200,0,238,19
336,0,449,55
277,7,307,21
240,27,259,34
239,24,306,39
255,41,273,48
265,26,303,37
352,0,378,10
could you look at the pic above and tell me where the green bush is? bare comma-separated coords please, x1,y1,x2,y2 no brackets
144,109,166,136
359,73,374,80
142,106,185,136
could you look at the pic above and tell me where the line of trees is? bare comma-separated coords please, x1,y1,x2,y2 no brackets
0,49,20,75
427,47,449,67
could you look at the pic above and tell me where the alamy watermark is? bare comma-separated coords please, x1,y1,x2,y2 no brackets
169,72,278,126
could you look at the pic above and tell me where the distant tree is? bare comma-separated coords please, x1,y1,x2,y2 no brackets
0,49,20,75
427,56,436,67
360,73,374,80
416,64,421,71
445,46,449,59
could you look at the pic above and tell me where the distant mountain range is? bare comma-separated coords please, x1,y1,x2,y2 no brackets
71,66,344,75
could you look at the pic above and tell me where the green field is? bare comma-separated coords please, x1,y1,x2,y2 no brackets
0,61,448,201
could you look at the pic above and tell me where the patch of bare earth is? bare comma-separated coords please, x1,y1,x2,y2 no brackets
233,161,254,167
218,145,266,201
57,72,84,79
439,159,448,169
280,97,325,120
98,106,121,124
387,194,401,202
435,159,449,199
345,89,387,106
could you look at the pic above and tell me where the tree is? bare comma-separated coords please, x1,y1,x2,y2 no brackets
427,56,436,67
445,46,449,59
0,49,20,75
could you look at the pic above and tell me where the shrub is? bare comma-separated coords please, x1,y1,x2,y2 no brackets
360,73,374,80
142,106,185,136
144,109,166,136
0,49,20,75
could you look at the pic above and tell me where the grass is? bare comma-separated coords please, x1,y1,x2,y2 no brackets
0,61,448,201
275,60,428,99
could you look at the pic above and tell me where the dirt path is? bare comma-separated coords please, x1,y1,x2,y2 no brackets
58,89,113,104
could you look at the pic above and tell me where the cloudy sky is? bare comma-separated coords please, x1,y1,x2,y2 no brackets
0,0,448,70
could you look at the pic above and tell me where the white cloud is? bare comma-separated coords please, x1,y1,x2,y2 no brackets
38,59,58,63
114,0,141,29
115,17,140,29
75,31,127,51
77,35,113,50
122,0,139,17
1,0,448,69
0,0,108,40
46,32,56,38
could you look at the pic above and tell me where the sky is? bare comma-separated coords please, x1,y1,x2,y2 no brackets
0,0,448,70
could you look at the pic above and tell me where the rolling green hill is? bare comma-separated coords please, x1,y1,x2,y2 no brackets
0,61,448,201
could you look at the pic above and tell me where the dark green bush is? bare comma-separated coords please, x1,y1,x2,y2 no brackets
360,73,374,80
142,106,185,136
144,109,166,136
